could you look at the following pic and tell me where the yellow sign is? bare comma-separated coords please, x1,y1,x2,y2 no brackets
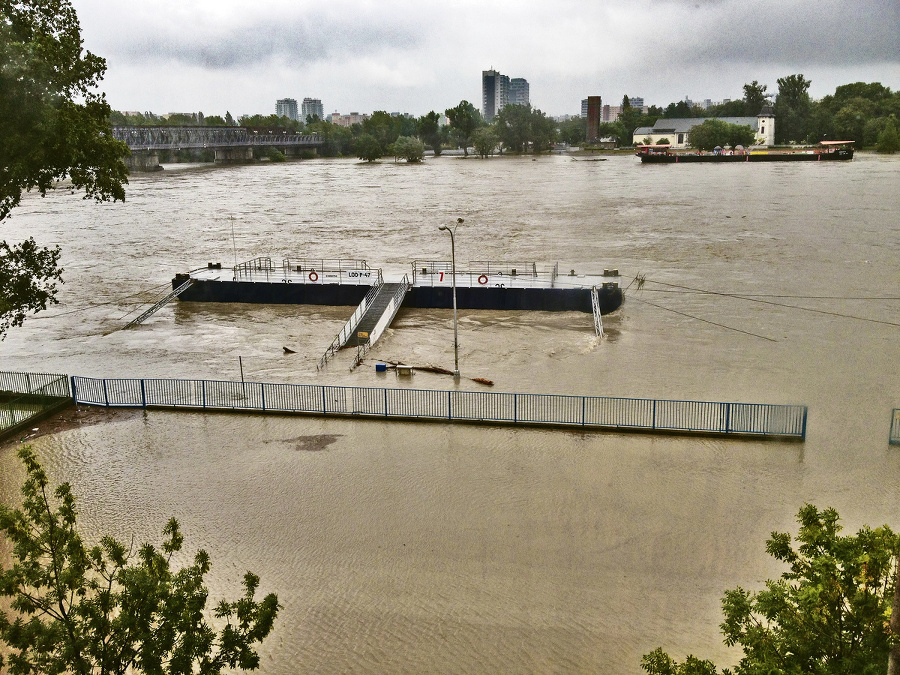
357,331,369,338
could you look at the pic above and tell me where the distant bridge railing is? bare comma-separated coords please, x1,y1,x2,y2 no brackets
112,126,322,150
0,372,72,440
891,409,900,446
71,376,808,439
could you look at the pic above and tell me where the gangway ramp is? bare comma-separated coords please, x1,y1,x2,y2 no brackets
347,281,409,347
124,278,195,329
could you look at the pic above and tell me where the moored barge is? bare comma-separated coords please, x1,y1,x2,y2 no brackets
636,140,854,163
173,257,624,314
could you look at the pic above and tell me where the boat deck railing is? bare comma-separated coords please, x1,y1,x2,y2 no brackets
411,260,619,290
194,257,375,284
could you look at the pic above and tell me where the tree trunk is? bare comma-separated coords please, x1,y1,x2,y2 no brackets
889,557,900,675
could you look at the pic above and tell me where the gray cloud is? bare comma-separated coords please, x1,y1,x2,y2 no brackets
653,0,899,66
116,15,422,69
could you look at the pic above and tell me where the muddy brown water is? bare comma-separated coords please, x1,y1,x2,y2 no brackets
2,154,899,672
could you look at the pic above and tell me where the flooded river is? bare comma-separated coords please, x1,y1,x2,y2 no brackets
2,153,899,672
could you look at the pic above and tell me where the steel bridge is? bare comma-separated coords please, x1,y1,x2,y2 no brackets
112,126,322,150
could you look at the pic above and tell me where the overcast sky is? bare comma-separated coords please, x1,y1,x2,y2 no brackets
72,0,900,118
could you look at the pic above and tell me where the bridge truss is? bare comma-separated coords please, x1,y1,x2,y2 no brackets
113,126,322,150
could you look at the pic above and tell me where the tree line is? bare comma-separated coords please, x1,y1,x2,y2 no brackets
111,76,900,159
561,77,899,151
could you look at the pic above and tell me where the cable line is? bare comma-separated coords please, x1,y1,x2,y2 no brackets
640,279,900,328
629,295,778,342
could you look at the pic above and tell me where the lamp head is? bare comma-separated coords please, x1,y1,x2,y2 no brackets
438,225,448,231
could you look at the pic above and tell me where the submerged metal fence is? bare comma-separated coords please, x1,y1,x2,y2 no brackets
70,376,807,439
891,409,900,446
0,372,71,435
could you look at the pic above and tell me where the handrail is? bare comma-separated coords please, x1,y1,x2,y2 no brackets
352,274,410,368
69,374,809,440
317,269,384,370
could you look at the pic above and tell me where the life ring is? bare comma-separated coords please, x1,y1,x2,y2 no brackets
478,274,488,285
308,271,318,282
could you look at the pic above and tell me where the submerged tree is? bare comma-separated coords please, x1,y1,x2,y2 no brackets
445,100,482,156
0,446,280,674
642,504,900,675
391,136,425,162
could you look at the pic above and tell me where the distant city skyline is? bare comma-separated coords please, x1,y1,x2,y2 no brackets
71,0,899,119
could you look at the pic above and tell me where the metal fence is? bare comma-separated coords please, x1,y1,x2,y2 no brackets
70,376,807,439
0,372,71,435
891,409,900,446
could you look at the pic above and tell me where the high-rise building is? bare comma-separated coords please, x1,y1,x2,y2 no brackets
586,96,602,140
276,98,298,121
629,96,644,108
301,98,324,122
581,99,589,118
482,69,510,121
509,78,530,106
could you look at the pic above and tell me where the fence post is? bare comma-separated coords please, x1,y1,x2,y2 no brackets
140,379,146,408
724,402,730,434
103,379,109,408
261,383,266,411
384,388,388,416
582,396,586,427
70,376,78,404
202,380,206,409
322,385,327,414
448,390,452,420
652,399,657,430
514,394,518,423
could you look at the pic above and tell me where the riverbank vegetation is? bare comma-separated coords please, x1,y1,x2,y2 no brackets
641,504,900,675
0,446,279,674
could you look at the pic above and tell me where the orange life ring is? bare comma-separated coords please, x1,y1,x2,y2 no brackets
478,274,488,285
308,271,318,282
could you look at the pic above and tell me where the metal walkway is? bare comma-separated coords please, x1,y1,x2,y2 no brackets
124,279,195,329
591,286,604,337
346,283,406,346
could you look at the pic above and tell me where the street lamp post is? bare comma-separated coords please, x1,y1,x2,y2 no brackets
438,219,462,380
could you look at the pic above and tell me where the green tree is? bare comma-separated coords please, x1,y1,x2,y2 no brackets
0,446,280,674
391,135,425,162
833,97,879,145
529,107,557,153
687,119,755,150
417,111,444,156
1,0,128,339
445,100,482,156
742,80,769,116
0,0,129,221
774,74,812,144
355,133,383,162
0,238,63,338
471,127,498,157
642,504,900,675
225,111,236,126
596,121,626,146
495,103,531,153
877,118,899,153
557,117,586,145
618,96,644,144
